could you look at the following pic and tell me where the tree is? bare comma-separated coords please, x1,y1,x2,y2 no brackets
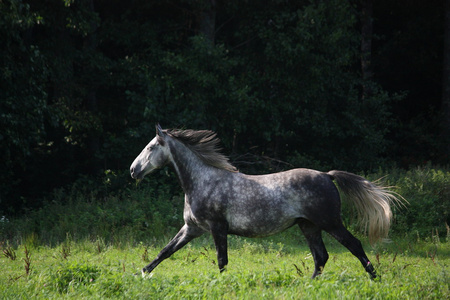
0,0,49,213
373,0,445,165
197,0,216,45
361,0,373,98
1,0,446,215
442,0,450,156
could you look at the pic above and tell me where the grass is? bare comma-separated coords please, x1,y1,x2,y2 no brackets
1,232,449,299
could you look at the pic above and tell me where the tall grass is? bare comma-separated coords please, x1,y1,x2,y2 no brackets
367,166,449,239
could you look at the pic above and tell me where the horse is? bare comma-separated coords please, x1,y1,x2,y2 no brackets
130,124,404,279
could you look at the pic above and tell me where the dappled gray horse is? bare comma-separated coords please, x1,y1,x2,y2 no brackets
130,125,403,279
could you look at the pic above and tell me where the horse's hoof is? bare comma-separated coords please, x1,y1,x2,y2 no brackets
371,274,381,282
134,269,153,279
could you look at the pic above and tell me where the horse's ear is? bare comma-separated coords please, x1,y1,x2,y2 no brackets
155,124,166,145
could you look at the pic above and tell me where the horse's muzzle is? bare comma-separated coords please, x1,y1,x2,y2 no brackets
130,166,141,179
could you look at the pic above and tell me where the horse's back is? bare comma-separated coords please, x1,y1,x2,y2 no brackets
239,168,337,200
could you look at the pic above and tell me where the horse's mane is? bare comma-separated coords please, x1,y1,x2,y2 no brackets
166,129,238,172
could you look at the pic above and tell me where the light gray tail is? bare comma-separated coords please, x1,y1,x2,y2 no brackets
328,170,405,244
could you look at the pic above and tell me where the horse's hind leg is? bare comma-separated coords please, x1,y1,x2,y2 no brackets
298,219,329,278
326,224,377,279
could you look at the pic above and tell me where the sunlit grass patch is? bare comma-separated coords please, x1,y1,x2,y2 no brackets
0,236,448,299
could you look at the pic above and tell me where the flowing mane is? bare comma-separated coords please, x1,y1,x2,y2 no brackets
165,128,238,172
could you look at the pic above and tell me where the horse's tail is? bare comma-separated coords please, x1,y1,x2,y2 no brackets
328,170,405,244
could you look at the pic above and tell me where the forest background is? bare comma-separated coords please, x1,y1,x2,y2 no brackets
0,0,449,226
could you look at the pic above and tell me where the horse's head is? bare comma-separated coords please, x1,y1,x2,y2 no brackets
130,124,169,180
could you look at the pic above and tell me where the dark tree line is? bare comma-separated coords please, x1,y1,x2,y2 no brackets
1,0,448,215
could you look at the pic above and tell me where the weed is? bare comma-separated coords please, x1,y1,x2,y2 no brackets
391,252,397,264
446,222,450,242
293,263,303,277
96,237,105,254
23,245,31,276
3,246,16,261
300,258,310,272
60,242,71,260
141,246,149,262
428,247,437,265
200,246,216,266
8,274,24,282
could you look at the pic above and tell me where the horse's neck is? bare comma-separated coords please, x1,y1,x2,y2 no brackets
167,139,214,193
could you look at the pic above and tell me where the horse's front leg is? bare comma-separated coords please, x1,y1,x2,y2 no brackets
140,224,203,275
210,222,229,272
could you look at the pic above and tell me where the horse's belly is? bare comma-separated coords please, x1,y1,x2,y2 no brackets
227,214,297,238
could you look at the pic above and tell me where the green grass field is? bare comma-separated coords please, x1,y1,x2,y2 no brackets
1,231,448,299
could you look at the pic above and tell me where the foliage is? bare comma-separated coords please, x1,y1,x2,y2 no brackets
0,0,447,217
0,0,49,206
373,166,450,238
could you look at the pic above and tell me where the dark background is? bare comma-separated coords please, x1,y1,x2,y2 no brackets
1,0,449,215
